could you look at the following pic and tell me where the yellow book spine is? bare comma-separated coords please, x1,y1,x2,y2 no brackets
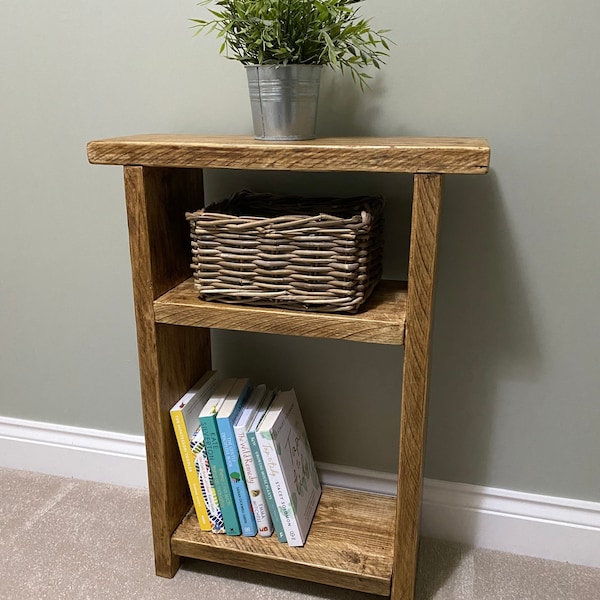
170,410,211,531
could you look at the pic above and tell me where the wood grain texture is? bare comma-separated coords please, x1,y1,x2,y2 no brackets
87,135,490,174
124,166,211,577
172,486,395,596
154,278,407,345
95,135,492,597
138,167,204,298
391,175,444,600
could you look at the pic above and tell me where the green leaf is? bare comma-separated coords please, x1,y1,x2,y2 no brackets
190,0,392,87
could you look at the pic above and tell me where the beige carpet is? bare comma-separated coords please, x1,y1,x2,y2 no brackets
1,467,598,600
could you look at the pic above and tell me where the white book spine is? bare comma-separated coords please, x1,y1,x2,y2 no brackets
258,434,302,546
234,426,274,537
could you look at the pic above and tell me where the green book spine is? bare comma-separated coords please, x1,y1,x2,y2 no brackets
200,413,241,536
247,429,287,543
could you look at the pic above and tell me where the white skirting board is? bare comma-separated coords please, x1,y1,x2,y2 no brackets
1,415,599,568
0,416,148,489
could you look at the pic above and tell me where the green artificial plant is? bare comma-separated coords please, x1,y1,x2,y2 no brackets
192,0,391,89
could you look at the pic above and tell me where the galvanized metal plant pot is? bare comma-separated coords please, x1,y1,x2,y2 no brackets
245,64,323,141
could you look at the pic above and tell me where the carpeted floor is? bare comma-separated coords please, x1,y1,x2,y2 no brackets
1,467,598,600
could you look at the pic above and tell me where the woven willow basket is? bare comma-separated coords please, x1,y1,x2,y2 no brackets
186,191,384,313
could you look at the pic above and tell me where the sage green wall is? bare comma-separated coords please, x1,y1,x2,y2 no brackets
1,1,599,502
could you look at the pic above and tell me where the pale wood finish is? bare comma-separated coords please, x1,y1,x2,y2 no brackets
172,486,396,596
88,134,490,175
392,175,444,600
154,278,407,345
91,136,490,599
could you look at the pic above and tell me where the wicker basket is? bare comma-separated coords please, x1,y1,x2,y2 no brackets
186,190,384,313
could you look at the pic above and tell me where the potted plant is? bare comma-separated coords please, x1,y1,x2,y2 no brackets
192,0,391,140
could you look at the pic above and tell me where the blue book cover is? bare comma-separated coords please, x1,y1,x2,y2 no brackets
217,378,258,536
199,378,241,536
233,385,274,537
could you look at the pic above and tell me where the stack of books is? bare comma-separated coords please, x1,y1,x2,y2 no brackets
170,371,322,547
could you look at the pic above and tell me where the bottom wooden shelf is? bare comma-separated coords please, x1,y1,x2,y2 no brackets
172,486,396,596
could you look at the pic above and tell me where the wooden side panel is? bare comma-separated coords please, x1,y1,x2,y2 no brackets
123,166,211,577
392,174,444,600
136,167,204,298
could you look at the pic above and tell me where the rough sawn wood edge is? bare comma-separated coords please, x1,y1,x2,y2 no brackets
87,135,490,174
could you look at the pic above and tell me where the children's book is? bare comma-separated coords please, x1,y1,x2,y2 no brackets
190,425,226,534
199,378,241,536
233,384,274,537
256,389,321,547
216,378,258,536
169,370,220,531
246,389,286,542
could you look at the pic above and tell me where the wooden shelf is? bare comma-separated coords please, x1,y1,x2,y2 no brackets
154,278,407,345
87,134,490,174
172,486,396,596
